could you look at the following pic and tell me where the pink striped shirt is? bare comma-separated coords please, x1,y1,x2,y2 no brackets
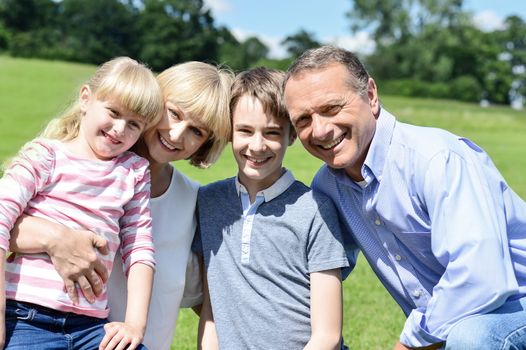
0,139,155,318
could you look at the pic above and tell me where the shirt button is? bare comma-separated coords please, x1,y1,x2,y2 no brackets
395,254,402,261
412,289,422,298
374,218,382,225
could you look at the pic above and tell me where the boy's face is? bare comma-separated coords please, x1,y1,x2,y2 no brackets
232,95,294,193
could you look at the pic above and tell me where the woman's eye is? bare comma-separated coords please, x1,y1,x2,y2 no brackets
191,127,203,137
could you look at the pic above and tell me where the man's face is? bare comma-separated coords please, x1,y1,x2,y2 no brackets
284,63,379,180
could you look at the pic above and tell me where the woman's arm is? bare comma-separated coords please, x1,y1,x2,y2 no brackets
99,263,154,350
9,215,109,304
304,268,343,350
198,269,219,350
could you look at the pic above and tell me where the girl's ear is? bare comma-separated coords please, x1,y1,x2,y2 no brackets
79,85,92,112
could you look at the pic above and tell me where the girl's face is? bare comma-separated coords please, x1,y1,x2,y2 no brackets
143,99,210,165
77,86,145,160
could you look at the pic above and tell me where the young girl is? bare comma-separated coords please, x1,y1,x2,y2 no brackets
9,61,234,349
0,57,164,350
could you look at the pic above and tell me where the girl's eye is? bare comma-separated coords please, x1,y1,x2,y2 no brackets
267,130,281,136
168,109,180,120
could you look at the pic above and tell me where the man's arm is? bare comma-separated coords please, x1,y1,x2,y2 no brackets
304,268,343,350
401,146,520,346
9,215,108,304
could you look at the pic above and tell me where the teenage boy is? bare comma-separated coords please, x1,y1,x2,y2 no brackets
194,67,349,349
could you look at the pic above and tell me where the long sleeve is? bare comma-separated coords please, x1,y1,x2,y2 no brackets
400,143,519,346
0,140,54,250
119,162,155,275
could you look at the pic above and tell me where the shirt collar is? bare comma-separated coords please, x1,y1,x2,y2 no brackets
327,108,396,187
362,108,396,183
235,169,296,202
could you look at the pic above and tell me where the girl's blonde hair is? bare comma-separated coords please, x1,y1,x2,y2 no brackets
157,61,234,168
42,57,163,141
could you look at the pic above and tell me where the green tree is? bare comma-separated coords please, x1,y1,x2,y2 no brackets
218,32,269,72
137,0,220,71
281,29,321,59
59,0,139,64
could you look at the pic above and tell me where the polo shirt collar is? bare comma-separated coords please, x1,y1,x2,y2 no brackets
235,168,296,202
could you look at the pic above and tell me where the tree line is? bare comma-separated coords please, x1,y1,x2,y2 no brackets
0,0,524,105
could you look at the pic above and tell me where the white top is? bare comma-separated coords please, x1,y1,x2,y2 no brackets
107,164,203,350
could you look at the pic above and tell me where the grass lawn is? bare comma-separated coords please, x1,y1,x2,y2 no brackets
1,56,525,349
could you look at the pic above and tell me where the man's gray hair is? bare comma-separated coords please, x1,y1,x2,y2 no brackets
284,45,370,96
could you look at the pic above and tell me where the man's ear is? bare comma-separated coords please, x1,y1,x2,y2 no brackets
367,78,380,118
79,85,92,112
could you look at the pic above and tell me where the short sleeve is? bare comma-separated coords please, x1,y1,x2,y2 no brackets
306,193,350,273
180,252,203,308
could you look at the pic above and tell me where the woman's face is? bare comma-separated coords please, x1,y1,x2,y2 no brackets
143,99,211,165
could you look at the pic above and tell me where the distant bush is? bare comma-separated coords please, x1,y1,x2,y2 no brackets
450,75,483,102
0,23,10,51
379,78,481,102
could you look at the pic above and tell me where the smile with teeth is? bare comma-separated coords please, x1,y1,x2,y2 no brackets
319,134,345,150
159,134,176,150
245,155,270,164
102,131,121,144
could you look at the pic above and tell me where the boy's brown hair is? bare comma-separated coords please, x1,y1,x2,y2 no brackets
230,67,290,126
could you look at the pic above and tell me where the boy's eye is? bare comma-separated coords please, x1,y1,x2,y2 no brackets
236,128,252,135
267,130,281,136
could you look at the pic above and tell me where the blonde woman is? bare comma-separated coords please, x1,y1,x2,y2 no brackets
10,61,234,350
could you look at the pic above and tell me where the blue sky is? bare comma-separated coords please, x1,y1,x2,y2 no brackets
204,0,526,58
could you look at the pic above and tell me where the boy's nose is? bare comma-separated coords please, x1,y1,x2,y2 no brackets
249,134,267,152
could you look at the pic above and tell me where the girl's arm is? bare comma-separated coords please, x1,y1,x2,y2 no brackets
198,269,219,350
304,268,343,350
9,215,109,304
99,263,154,350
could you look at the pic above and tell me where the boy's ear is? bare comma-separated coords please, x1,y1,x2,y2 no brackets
79,85,92,112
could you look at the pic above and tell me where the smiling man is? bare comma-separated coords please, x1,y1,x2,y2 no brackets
283,45,526,350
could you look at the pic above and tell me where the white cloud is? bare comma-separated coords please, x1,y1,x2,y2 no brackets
230,28,287,59
204,0,232,14
473,10,506,32
230,28,376,59
325,31,376,56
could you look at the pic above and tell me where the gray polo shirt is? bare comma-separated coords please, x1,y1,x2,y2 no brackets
194,171,349,349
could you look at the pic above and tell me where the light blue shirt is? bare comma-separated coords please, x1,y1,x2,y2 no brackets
312,109,526,347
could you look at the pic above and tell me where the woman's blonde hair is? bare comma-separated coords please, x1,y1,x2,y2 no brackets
157,61,234,168
42,57,163,141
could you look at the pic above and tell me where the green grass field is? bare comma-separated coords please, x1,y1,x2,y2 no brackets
1,55,525,349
